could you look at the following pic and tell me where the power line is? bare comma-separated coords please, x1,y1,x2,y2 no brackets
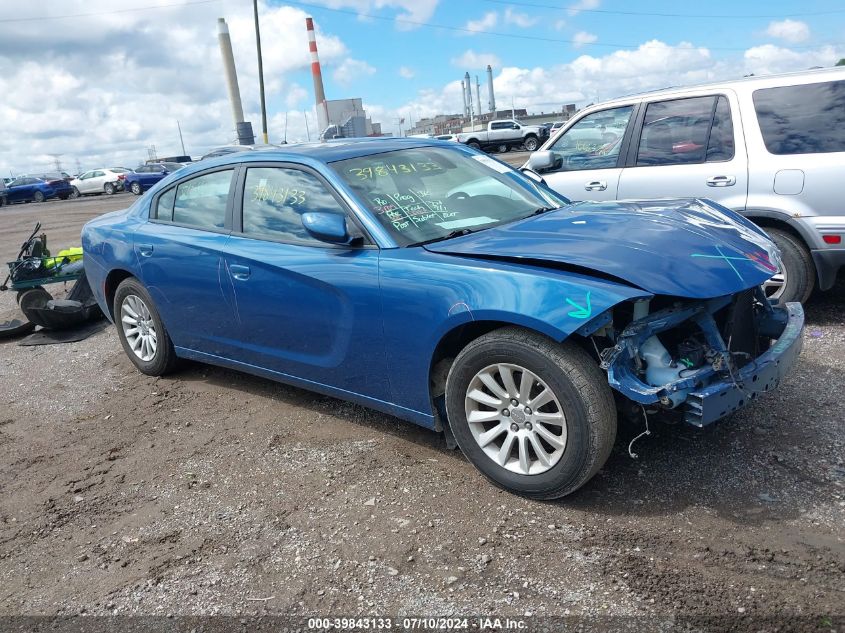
479,0,845,19
281,0,830,51
0,0,220,24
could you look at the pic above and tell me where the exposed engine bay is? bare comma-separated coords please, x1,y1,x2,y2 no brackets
583,289,804,427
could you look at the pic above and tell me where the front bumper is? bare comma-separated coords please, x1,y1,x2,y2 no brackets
684,302,804,427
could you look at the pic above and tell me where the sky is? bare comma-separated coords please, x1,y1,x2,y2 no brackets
1,0,844,175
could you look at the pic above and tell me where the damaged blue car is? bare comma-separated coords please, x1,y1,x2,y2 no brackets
81,138,804,499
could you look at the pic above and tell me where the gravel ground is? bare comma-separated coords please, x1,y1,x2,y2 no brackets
0,195,842,629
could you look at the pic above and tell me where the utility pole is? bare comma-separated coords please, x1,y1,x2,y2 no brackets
48,154,63,172
304,110,311,141
253,0,269,144
177,120,186,156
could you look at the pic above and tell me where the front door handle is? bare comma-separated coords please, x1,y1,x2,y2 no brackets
229,264,251,281
138,244,154,257
706,175,736,187
585,180,607,191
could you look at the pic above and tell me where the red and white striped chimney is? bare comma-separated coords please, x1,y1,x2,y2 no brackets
306,17,330,133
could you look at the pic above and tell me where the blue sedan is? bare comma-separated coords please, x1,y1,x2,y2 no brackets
82,138,803,498
5,176,61,203
125,162,185,195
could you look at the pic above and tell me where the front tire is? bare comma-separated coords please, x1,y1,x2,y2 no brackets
130,182,142,195
114,278,177,376
765,228,814,304
445,328,616,499
523,135,539,151
467,141,481,151
104,182,115,195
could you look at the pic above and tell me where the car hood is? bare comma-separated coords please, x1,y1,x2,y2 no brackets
424,198,781,299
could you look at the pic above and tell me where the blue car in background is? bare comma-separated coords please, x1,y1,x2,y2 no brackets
5,175,69,203
125,162,185,195
81,138,803,499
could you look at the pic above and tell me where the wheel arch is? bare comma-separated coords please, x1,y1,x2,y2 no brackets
103,269,135,320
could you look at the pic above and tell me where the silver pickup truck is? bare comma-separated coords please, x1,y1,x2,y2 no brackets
457,119,548,153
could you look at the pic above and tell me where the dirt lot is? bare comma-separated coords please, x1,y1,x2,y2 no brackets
0,195,843,627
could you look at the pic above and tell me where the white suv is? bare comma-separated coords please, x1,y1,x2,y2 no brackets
526,67,845,304
70,168,131,197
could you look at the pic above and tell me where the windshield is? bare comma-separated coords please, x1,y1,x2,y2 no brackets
332,146,568,246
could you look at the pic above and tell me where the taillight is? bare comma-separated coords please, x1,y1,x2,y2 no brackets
823,235,841,245
118,174,126,180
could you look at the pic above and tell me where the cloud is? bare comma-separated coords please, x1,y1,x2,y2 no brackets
310,0,439,29
332,58,376,85
398,66,415,79
464,11,498,34
567,0,600,17
390,38,845,137
504,8,538,28
0,0,356,171
572,31,598,48
451,50,501,69
765,19,810,44
554,19,567,31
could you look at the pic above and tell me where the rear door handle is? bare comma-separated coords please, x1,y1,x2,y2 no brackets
706,175,736,187
585,180,607,191
229,263,251,280
138,244,154,257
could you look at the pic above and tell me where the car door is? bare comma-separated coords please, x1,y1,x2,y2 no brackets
134,167,238,356
6,178,27,202
540,104,638,201
221,163,390,401
88,170,106,193
617,92,749,211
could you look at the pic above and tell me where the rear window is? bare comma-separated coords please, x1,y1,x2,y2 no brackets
753,80,845,155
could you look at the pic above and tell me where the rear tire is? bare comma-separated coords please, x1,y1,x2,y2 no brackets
70,186,80,199
130,182,142,195
766,228,814,304
114,278,178,376
104,182,115,195
467,141,481,151
33,191,45,203
445,327,617,499
496,144,509,153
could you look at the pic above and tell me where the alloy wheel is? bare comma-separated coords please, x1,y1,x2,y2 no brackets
762,269,787,301
121,294,157,362
464,363,567,475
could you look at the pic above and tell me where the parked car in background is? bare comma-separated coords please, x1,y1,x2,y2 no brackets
200,144,285,161
4,176,62,203
125,162,185,195
82,138,802,499
0,179,7,206
70,168,131,197
527,67,845,304
434,134,457,141
456,119,549,153
24,172,74,199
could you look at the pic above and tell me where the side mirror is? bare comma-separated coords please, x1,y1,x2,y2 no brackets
526,150,555,172
302,212,352,245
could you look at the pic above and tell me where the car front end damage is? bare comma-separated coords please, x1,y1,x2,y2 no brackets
579,289,804,427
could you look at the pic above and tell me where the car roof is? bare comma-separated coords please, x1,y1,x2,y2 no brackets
598,66,845,105
199,137,456,166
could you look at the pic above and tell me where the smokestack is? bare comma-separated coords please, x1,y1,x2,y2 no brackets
306,17,330,134
465,72,473,118
460,78,468,118
487,65,496,113
217,18,254,144
475,76,481,119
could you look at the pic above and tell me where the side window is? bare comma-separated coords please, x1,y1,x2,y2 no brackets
548,105,634,171
753,80,845,155
706,96,735,162
171,170,232,229
155,187,176,221
93,171,105,177
242,167,345,243
490,122,504,130
636,96,715,166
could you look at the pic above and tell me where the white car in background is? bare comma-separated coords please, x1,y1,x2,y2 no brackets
70,168,132,197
